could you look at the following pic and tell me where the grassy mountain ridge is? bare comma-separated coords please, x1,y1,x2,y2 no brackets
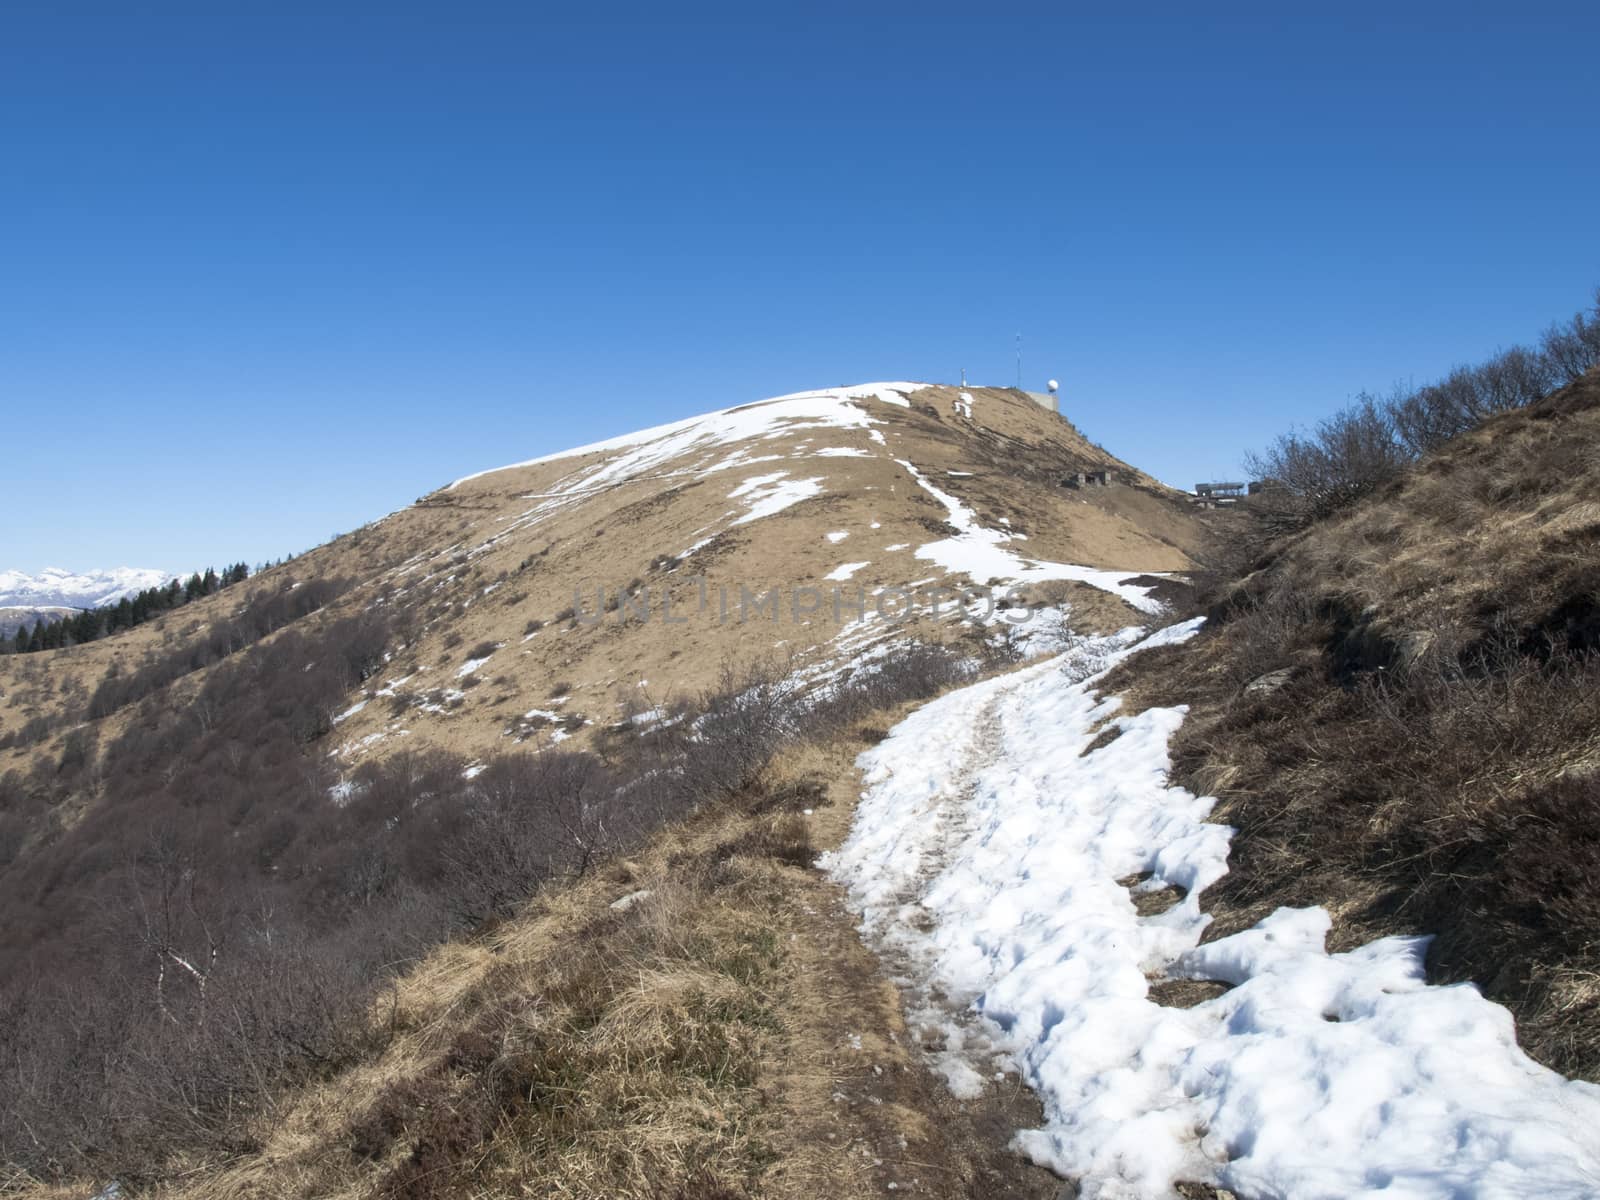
5,363,1597,1195
0,382,1202,1191
0,385,1199,771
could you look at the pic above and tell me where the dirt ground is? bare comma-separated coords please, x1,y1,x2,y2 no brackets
759,735,1065,1200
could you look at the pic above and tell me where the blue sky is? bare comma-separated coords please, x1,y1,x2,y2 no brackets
4,1,1597,572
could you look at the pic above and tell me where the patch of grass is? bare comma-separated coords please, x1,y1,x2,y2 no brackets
382,836,797,1197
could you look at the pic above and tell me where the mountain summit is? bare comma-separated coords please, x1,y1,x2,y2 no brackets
322,381,1205,764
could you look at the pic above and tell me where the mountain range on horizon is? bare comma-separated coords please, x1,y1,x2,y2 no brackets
0,566,173,613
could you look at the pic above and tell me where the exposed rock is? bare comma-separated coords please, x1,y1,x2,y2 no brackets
1243,667,1294,696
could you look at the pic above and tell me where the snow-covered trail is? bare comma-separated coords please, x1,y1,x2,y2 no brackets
825,623,1600,1200
852,687,1018,1100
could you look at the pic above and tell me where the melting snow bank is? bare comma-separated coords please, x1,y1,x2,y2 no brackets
825,621,1600,1199
895,459,1169,615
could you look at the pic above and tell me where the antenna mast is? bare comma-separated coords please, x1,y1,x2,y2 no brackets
1015,333,1022,390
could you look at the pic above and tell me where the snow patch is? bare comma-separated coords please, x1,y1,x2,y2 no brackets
447,383,926,490
828,621,1600,1199
332,699,368,725
728,472,826,525
897,459,1166,614
456,652,494,678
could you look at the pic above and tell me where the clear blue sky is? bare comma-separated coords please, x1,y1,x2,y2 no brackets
5,1,1597,573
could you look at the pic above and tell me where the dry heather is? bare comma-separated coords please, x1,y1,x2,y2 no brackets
1104,368,1600,1076
4,705,1058,1200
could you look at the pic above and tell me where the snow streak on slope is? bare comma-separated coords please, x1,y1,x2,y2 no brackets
726,472,826,526
827,625,1600,1200
0,566,172,610
446,383,928,490
443,384,925,567
897,460,1167,614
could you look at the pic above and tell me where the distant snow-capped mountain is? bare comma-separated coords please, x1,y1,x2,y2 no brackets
0,567,173,611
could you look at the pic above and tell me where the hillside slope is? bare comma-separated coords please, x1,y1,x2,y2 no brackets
7,376,1597,1197
1103,366,1600,1077
329,382,1198,763
0,607,75,640
0,381,1206,1192
1,383,1201,770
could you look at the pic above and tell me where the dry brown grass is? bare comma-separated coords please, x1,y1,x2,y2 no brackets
1102,370,1600,1078
1215,373,1600,659
49,810,793,1200
2,386,1199,784
2,694,1057,1200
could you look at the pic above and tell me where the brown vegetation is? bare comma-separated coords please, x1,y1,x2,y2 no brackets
1244,288,1598,533
0,625,986,1189
1,638,1057,1199
0,383,1204,1191
1107,366,1600,1077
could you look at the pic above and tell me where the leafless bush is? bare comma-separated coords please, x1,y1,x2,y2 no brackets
1247,289,1599,530
669,662,806,804
0,924,383,1180
439,752,619,925
1244,395,1409,530
347,1075,449,1161
814,642,974,730
1541,292,1600,384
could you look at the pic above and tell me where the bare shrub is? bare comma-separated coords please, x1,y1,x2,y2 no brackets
664,661,806,805
1248,288,1599,529
348,1076,449,1161
1244,395,1408,531
1541,294,1600,384
439,751,619,925
812,642,973,733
